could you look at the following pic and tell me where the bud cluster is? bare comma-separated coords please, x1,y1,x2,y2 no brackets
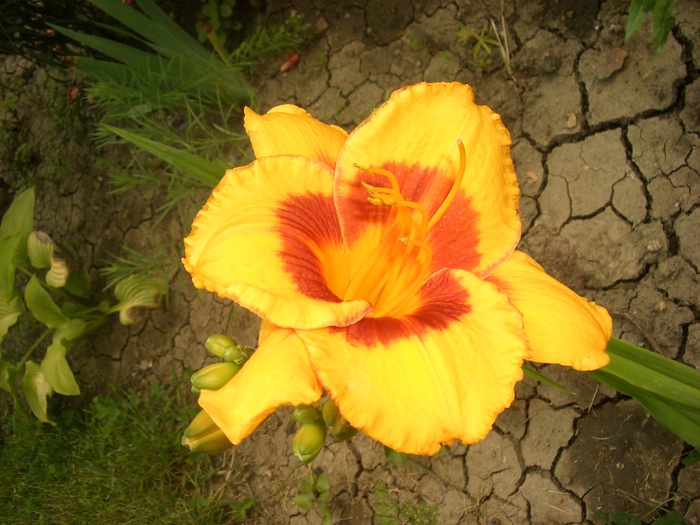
182,333,253,454
290,398,358,464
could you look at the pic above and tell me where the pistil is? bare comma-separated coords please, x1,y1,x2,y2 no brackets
344,140,466,317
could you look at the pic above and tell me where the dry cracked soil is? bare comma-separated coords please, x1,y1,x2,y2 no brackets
1,0,700,524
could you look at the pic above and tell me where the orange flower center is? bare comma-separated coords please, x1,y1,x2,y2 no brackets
343,140,467,317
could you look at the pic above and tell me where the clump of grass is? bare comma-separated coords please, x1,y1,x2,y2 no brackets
373,480,439,525
0,381,238,525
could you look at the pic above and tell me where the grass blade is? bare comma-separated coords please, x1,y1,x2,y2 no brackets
103,124,225,188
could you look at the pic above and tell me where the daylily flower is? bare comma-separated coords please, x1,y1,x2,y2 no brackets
183,82,612,455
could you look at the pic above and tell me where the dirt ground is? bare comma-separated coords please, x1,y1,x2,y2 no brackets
2,0,700,523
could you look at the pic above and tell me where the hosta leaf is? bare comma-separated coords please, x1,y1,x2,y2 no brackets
0,188,35,268
40,337,81,396
45,257,70,288
0,293,24,351
27,231,55,269
0,233,21,298
64,267,90,297
22,361,54,424
0,361,16,393
112,274,166,325
24,275,69,329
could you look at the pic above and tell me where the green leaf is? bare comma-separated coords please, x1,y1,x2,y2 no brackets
384,446,407,468
315,471,330,496
651,0,677,53
22,361,54,424
652,511,685,525
103,125,225,188
24,276,68,328
40,335,82,396
626,0,653,41
0,187,35,268
682,451,700,466
0,233,21,299
602,338,700,408
523,364,575,395
590,369,700,450
0,293,24,350
294,491,314,511
0,361,16,393
64,267,90,297
27,231,55,269
112,274,166,325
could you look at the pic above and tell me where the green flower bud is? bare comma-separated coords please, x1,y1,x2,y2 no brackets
292,404,320,424
182,410,233,454
222,344,243,363
205,334,236,358
322,398,358,441
292,420,327,464
191,361,240,391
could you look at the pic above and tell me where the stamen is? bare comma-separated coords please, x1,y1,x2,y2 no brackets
427,139,467,229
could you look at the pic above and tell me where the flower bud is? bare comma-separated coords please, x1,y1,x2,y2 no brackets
292,420,327,464
322,398,358,441
292,404,320,424
190,362,240,391
182,410,233,454
205,334,236,358
222,344,243,363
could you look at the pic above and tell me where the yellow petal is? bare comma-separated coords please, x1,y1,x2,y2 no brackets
183,156,370,329
299,269,528,455
199,323,323,444
335,82,520,278
244,105,348,168
487,251,611,371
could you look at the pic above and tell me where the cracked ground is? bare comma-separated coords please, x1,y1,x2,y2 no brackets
3,0,699,523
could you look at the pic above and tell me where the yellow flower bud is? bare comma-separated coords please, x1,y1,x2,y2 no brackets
292,404,320,424
292,420,327,464
182,410,233,454
204,334,236,358
190,362,240,391
322,398,358,441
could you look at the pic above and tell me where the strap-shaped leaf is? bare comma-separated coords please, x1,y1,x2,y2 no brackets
24,275,69,329
603,338,700,408
41,335,82,396
591,369,700,450
22,361,54,424
112,274,166,325
103,125,224,187
0,187,35,268
523,365,575,395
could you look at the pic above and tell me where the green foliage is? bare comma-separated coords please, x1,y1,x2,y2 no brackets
295,470,332,525
373,480,439,525
384,445,408,467
54,0,254,106
456,22,500,68
595,509,685,525
589,337,700,450
0,381,236,524
0,189,166,422
625,0,678,53
0,0,103,66
196,0,241,50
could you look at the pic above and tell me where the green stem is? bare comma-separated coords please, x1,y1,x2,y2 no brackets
17,328,52,368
